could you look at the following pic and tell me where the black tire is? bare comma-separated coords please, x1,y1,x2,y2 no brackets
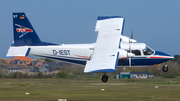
102,75,108,83
162,65,168,72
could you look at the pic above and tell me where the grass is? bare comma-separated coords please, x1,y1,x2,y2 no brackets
0,77,180,101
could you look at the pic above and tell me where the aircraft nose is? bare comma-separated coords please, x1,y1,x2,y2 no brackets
154,51,174,59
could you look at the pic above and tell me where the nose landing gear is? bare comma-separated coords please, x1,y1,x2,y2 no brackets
162,64,168,72
101,74,108,83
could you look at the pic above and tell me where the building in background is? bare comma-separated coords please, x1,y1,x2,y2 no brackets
0,64,32,73
120,72,130,79
38,62,61,73
130,72,154,79
119,72,154,79
6,56,43,67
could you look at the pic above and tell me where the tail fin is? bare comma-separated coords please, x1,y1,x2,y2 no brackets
7,12,57,57
13,12,41,46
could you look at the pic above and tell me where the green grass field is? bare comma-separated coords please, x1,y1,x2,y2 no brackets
0,77,180,101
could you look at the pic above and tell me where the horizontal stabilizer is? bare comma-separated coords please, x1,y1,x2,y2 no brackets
6,46,31,57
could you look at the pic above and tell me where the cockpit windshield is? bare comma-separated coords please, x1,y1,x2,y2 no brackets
143,46,154,55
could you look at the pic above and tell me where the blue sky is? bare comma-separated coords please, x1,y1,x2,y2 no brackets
0,0,179,58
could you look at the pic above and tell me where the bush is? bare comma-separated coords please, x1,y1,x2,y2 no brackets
37,72,44,78
23,73,29,78
57,72,68,78
69,74,78,78
163,75,176,78
13,72,23,78
0,74,2,78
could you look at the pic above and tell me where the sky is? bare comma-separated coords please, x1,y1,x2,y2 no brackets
0,0,180,58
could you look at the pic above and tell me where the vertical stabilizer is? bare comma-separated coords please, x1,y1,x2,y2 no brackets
13,12,41,46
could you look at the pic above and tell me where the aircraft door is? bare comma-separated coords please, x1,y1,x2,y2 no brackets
131,49,143,66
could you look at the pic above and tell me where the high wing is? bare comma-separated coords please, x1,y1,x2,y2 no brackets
84,16,125,73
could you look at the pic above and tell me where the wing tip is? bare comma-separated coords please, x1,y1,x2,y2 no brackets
97,16,124,20
84,69,116,73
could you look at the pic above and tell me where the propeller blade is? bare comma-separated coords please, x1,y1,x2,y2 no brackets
131,29,133,39
129,29,133,68
129,56,131,68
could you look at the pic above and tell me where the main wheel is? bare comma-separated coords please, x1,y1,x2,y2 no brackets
102,75,108,83
162,65,168,72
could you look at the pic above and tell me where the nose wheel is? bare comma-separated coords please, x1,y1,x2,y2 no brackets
162,64,168,72
102,74,108,83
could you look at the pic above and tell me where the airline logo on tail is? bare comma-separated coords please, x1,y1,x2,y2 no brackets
15,24,33,38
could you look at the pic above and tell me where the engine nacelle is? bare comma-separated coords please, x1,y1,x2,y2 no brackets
118,49,127,58
118,49,135,58
120,36,137,43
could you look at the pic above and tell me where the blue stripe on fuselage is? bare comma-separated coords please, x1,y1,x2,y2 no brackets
34,54,87,65
118,57,172,66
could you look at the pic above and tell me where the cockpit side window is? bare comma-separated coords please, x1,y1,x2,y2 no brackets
132,50,141,56
143,46,154,55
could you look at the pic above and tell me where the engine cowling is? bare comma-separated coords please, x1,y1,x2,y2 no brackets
120,36,137,43
118,49,135,58
118,49,127,58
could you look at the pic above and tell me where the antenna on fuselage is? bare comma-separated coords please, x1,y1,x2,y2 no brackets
60,39,64,45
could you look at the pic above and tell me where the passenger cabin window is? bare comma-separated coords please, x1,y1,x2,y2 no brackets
143,46,154,55
132,50,141,56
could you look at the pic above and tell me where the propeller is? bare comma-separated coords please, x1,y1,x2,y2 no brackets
129,29,133,68
131,29,133,39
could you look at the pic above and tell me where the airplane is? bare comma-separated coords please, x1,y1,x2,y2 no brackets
7,12,173,82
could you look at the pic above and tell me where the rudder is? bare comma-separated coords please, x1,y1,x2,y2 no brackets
13,12,41,46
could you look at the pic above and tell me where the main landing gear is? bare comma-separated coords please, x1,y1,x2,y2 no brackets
101,74,108,83
162,64,168,72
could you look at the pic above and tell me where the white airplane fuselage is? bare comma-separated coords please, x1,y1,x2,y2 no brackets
30,44,94,65
29,41,173,68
